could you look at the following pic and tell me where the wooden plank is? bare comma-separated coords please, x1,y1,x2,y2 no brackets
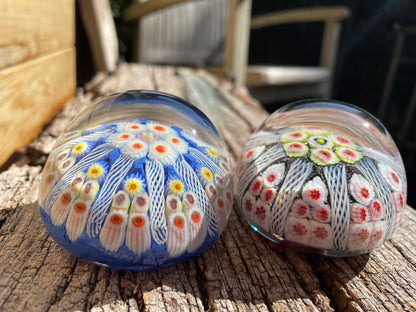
0,48,76,166
0,0,75,69
79,0,118,73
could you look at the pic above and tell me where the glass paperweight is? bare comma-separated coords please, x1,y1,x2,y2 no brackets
236,100,406,256
38,90,233,270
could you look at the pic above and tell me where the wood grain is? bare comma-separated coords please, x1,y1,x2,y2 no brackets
250,6,350,29
0,48,76,166
79,0,118,73
0,0,75,69
0,63,415,311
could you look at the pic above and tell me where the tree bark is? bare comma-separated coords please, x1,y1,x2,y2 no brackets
0,63,415,311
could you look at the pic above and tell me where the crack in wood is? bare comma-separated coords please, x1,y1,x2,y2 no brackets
193,258,211,311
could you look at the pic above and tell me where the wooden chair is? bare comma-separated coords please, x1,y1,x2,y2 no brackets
123,0,252,87
79,0,119,73
123,1,349,102
82,0,349,103
247,6,350,103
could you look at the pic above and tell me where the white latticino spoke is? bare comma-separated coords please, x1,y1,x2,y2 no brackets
53,128,114,154
356,158,396,239
361,147,406,181
236,144,285,206
270,158,313,236
45,143,113,211
323,164,349,250
188,147,226,178
174,156,218,237
87,154,134,237
243,133,280,151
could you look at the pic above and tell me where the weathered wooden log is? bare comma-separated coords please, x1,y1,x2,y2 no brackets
0,63,415,311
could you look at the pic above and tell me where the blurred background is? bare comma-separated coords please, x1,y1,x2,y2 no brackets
75,0,416,206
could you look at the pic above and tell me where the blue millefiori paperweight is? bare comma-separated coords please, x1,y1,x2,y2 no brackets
38,90,233,270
